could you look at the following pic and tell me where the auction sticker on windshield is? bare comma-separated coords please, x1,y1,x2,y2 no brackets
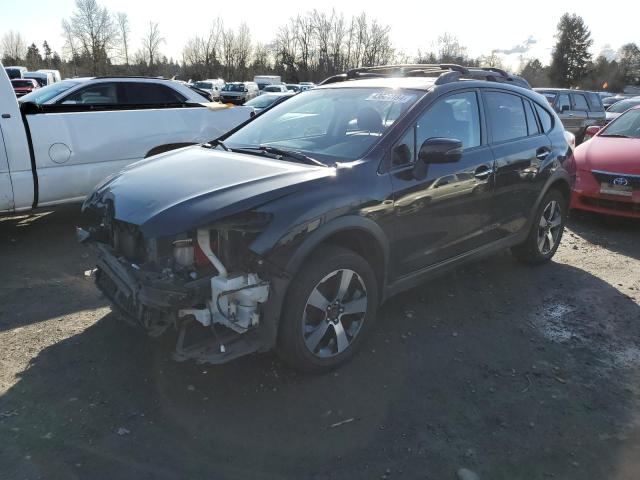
365,92,413,103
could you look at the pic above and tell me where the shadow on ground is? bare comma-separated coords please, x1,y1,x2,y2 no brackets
568,210,640,261
0,205,106,332
1,251,640,479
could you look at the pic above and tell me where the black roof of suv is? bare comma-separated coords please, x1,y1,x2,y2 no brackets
80,64,571,371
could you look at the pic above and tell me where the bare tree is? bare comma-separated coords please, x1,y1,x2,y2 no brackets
235,23,253,79
61,19,79,75
183,19,224,79
1,30,27,63
140,21,165,72
115,12,131,65
221,27,236,79
65,0,118,75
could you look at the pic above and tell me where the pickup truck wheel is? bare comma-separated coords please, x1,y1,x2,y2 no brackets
511,189,567,265
277,245,378,372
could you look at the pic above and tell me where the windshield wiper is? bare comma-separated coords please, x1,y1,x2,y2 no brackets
205,139,230,151
232,145,327,167
600,133,631,138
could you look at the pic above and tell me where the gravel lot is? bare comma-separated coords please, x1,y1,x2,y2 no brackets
0,205,639,480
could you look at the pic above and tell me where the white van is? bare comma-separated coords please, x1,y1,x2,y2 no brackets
254,75,281,94
24,71,54,87
37,69,62,83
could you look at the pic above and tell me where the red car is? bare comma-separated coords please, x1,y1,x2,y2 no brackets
569,105,640,218
11,78,39,97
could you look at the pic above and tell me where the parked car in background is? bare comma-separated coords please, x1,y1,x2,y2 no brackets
535,88,606,144
286,84,301,92
4,66,27,79
78,64,570,371
244,91,295,114
567,105,640,218
20,76,211,106
11,78,39,97
254,75,281,93
262,84,289,93
24,71,54,87
37,69,61,83
604,97,640,124
0,65,252,213
602,94,636,109
220,81,259,104
192,79,225,101
299,82,315,91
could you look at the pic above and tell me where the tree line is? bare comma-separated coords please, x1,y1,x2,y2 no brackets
1,1,639,91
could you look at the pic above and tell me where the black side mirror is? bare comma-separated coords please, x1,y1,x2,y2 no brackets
392,143,412,166
560,104,570,112
418,137,463,164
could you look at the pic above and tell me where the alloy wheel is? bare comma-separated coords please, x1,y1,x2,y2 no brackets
302,269,368,358
537,200,562,255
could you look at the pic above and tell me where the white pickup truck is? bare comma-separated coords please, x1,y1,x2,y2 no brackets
0,65,252,213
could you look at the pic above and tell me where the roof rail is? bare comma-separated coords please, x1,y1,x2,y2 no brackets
319,64,531,90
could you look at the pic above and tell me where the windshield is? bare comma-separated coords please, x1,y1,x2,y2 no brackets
245,94,281,109
608,99,640,113
601,109,640,138
224,87,420,161
222,84,246,92
264,86,281,92
12,80,34,88
194,82,213,89
19,80,80,104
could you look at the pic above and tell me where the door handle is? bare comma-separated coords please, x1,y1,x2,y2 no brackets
474,166,494,179
1,113,10,119
536,148,550,160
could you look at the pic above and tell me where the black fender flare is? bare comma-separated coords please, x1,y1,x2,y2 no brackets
282,214,390,282
524,167,572,235
259,215,390,350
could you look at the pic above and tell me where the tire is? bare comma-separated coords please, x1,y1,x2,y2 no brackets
276,245,379,372
511,188,567,265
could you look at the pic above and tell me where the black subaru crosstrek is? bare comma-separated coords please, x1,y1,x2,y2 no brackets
79,64,572,372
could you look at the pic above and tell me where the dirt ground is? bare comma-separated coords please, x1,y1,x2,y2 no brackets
0,205,639,480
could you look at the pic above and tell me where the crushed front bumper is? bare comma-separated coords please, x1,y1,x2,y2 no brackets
81,234,265,364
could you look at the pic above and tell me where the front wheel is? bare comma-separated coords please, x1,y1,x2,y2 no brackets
511,189,567,265
276,245,378,372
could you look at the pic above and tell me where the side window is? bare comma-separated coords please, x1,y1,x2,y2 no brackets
572,94,589,111
416,91,481,150
557,94,571,111
524,99,540,136
484,91,528,143
121,82,185,104
60,83,118,105
534,103,553,133
392,127,415,166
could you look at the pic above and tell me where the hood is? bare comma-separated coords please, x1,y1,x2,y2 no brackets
575,136,640,175
86,146,334,238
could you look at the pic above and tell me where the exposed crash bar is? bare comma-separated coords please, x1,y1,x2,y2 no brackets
197,229,227,277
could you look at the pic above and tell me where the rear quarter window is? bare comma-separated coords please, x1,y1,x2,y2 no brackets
534,103,554,133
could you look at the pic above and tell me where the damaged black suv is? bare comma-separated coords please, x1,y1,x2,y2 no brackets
79,64,572,372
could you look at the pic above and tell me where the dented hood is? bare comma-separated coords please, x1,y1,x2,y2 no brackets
85,145,334,238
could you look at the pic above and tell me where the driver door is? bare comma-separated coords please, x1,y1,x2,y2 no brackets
389,90,497,278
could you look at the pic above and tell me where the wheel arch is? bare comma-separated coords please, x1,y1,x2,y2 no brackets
283,215,390,301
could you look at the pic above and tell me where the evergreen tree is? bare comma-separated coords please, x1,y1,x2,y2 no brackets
42,40,52,67
618,43,640,86
25,43,42,70
549,13,593,87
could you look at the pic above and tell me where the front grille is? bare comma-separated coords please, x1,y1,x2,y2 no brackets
582,196,640,213
591,170,640,188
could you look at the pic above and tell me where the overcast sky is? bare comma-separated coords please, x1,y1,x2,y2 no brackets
1,0,638,69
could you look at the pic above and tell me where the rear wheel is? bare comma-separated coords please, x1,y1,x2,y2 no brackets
511,189,567,265
277,245,378,372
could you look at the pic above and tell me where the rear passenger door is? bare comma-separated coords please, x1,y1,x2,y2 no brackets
483,90,552,238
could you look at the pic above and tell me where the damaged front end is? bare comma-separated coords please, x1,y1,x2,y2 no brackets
78,209,281,364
